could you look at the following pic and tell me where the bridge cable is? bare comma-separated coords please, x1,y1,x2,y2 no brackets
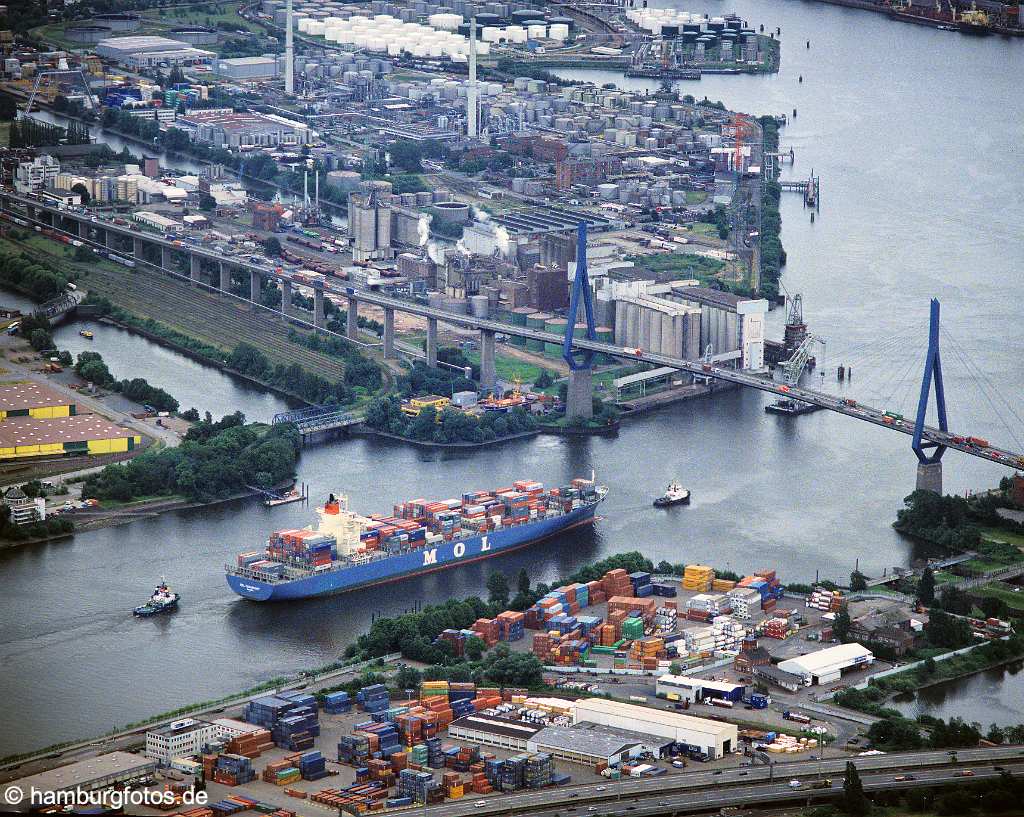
837,331,928,404
940,329,1024,452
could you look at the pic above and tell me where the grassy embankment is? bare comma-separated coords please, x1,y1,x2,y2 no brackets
4,236,387,405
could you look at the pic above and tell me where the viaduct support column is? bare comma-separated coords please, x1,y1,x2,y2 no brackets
480,329,496,393
189,254,201,284
383,307,395,358
133,237,145,262
426,317,438,367
79,220,90,240
565,368,594,421
916,462,942,495
161,245,172,270
249,270,261,308
346,297,358,340
105,230,116,250
313,285,325,329
281,280,293,319
219,262,231,292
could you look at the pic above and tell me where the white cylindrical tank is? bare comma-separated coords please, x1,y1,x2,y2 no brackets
482,25,502,42
548,23,569,40
527,24,546,39
505,25,527,43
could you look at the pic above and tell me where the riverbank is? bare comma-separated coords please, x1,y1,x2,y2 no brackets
352,426,541,448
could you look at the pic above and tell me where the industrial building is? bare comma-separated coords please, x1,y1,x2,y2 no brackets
95,35,215,68
177,109,313,149
655,674,746,704
571,699,737,760
0,382,76,420
776,643,875,687
0,415,141,460
145,718,217,764
214,55,281,80
447,714,545,752
613,292,702,360
9,752,157,799
527,724,658,767
348,189,393,262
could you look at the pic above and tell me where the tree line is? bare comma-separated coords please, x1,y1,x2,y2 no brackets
82,412,300,503
8,118,90,148
74,351,179,411
0,244,75,303
364,395,537,444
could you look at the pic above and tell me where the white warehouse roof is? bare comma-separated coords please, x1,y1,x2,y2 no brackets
777,643,874,677
571,698,736,742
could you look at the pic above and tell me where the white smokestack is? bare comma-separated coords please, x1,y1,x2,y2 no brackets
467,17,478,139
285,0,295,95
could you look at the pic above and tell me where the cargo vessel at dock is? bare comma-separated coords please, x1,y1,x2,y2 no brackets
226,478,607,601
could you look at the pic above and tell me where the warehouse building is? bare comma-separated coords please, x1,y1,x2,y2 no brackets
752,664,804,692
145,718,216,764
776,643,875,687
571,699,737,760
0,382,76,420
9,752,157,801
448,714,544,751
214,55,281,80
177,109,313,149
655,674,746,704
0,415,141,460
527,724,659,767
95,35,215,68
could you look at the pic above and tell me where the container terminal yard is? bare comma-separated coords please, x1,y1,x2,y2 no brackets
4,560,1019,815
1,0,1024,812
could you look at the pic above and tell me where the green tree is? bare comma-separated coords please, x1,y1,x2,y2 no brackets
394,664,422,691
465,635,486,661
407,405,438,441
842,761,869,817
198,193,216,211
516,568,531,597
264,236,282,257
850,571,867,592
486,571,510,608
833,607,852,642
388,140,424,173
919,566,935,605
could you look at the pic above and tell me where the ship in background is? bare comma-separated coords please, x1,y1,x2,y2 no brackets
816,0,1021,35
226,477,607,601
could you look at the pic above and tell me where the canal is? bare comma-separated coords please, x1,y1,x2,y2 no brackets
0,0,1022,755
893,661,1024,729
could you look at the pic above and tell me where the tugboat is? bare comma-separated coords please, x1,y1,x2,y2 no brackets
133,578,180,617
79,330,93,339
654,481,690,508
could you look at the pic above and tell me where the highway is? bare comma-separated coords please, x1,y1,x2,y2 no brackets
421,747,1024,816
3,190,1022,471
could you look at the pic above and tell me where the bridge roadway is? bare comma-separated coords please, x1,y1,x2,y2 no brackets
3,191,1022,471
425,746,1024,816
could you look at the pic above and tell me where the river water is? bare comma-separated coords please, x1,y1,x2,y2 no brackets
1,0,1022,755
893,661,1024,728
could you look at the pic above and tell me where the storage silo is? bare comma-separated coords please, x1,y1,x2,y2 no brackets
543,317,567,355
510,307,535,347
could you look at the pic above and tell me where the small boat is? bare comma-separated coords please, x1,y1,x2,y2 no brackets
79,330,93,339
654,481,690,507
937,24,958,30
265,487,305,508
133,578,180,617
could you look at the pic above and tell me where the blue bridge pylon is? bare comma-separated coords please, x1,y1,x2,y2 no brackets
563,222,597,371
912,298,948,493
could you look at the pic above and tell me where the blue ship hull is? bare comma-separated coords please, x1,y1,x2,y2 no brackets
227,503,598,601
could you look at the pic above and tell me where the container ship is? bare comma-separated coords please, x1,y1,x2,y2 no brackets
226,477,607,601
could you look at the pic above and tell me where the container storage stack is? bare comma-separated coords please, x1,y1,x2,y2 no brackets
684,626,716,655
686,593,730,622
807,586,845,612
727,587,760,620
212,754,256,785
629,571,653,597
323,691,352,714
602,568,634,598
683,564,714,592
497,611,525,641
711,615,747,652
357,684,391,713
762,617,790,639
654,604,678,635
621,616,645,640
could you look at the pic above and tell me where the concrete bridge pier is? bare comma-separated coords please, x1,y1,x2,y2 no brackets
189,254,201,285
313,285,325,329
426,318,438,367
249,270,261,308
281,280,294,318
916,462,942,495
346,297,358,340
78,220,90,241
160,245,172,270
565,368,594,421
105,230,116,250
383,307,395,358
133,237,145,261
219,262,231,292
480,329,496,393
